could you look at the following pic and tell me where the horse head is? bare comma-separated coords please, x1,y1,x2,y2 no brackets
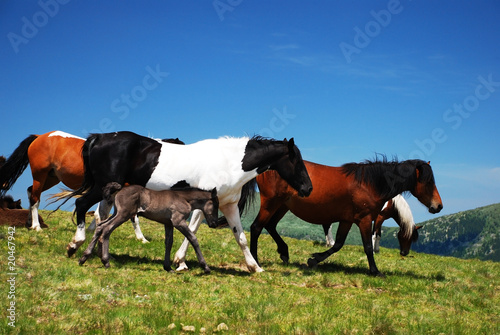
242,137,312,197
270,138,312,198
409,161,443,214
398,225,422,256
203,188,220,228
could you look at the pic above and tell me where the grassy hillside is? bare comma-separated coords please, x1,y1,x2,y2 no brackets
1,210,499,334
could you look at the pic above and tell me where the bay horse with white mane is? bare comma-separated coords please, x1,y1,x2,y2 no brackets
323,194,421,256
251,158,442,276
80,183,219,273
63,131,312,273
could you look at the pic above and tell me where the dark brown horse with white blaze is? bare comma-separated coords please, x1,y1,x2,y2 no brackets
251,159,442,276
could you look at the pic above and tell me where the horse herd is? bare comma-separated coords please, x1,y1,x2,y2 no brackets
0,130,443,277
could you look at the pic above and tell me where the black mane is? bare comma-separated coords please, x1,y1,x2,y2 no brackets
341,157,435,199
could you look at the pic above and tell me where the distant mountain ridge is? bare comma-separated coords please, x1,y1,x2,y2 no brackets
240,199,500,262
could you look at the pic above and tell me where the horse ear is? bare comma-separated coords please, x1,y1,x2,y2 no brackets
211,188,217,197
416,225,423,230
427,161,431,165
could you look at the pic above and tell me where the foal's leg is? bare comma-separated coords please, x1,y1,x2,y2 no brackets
163,222,174,272
99,214,130,268
308,221,353,267
173,209,204,271
79,216,114,265
173,218,210,273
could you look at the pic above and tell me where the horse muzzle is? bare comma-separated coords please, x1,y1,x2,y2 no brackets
428,203,443,214
298,185,313,197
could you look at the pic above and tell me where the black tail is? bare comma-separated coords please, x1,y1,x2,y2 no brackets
102,182,122,205
0,134,38,196
217,178,257,227
52,133,100,211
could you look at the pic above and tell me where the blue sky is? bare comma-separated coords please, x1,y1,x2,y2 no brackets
1,1,499,225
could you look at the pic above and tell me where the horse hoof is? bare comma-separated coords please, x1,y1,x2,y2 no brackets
307,258,318,268
203,267,211,274
141,238,150,244
372,272,385,278
175,263,189,272
78,257,87,266
280,255,290,264
67,246,77,258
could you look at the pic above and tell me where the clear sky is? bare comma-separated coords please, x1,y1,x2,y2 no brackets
1,1,499,225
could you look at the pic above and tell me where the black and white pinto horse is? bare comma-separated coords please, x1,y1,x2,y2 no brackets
64,131,313,273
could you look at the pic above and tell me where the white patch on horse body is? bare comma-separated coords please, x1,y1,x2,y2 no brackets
392,194,415,238
48,131,84,140
146,137,256,206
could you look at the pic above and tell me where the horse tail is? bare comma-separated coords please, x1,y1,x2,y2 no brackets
216,178,257,226
52,134,100,211
0,134,38,196
102,182,122,205
392,194,415,238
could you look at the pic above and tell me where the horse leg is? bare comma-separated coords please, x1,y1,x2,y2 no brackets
67,188,102,257
250,203,288,265
26,186,41,231
99,215,128,268
323,223,335,247
131,215,149,243
163,222,175,272
173,218,211,274
173,209,204,271
79,216,113,265
308,221,353,267
27,172,58,231
359,217,383,277
221,203,263,273
88,200,111,231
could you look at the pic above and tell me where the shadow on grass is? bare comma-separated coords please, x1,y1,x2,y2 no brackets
105,253,252,276
264,260,446,281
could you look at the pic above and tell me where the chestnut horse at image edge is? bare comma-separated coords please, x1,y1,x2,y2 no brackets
250,158,442,276
0,130,183,239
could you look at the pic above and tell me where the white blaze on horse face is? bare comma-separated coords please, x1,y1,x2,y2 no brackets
48,131,84,140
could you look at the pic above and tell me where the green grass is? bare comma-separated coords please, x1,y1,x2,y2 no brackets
1,210,499,334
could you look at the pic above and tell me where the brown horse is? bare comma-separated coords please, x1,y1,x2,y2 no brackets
0,131,156,241
79,183,219,273
323,194,422,256
250,158,442,276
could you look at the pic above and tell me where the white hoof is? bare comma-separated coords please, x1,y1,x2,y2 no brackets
140,238,150,244
175,263,189,272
